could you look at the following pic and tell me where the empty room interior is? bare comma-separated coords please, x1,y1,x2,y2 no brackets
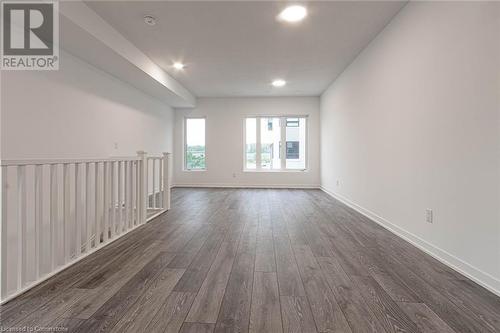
1,1,500,332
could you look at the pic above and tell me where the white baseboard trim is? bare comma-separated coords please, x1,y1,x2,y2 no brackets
172,183,321,189
320,186,500,297
146,209,168,222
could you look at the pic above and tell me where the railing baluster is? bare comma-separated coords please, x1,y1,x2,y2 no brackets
163,153,170,210
152,158,156,209
159,159,163,209
110,161,116,239
1,166,8,299
63,164,70,264
50,164,57,270
34,165,43,278
124,161,129,232
85,163,91,252
137,151,147,224
131,162,134,226
103,162,109,243
134,161,138,226
129,161,134,228
157,159,161,209
95,162,100,247
129,161,133,229
137,161,141,225
144,157,148,223
17,165,26,288
118,161,123,234
75,163,81,258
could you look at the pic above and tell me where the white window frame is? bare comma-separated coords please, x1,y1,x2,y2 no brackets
243,115,308,172
184,116,207,171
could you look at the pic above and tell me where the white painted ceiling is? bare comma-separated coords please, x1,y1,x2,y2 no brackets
86,1,406,97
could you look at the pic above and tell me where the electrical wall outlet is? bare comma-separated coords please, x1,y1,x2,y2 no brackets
426,209,433,223
336,179,340,187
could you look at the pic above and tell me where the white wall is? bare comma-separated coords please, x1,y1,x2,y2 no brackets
174,97,320,187
1,50,175,159
320,2,500,294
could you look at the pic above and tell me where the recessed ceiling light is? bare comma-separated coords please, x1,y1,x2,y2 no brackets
144,15,156,26
173,62,185,70
278,5,307,23
272,79,286,87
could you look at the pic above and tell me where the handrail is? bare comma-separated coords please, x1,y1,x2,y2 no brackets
0,151,171,304
1,156,141,166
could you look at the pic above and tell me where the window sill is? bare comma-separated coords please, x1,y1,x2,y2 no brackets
243,169,308,173
183,169,206,172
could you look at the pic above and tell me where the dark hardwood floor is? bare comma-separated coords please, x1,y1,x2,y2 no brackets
1,188,499,332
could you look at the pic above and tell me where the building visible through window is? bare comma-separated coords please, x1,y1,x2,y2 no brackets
286,141,299,159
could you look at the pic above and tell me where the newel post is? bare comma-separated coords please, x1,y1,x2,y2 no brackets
162,152,171,210
137,151,148,224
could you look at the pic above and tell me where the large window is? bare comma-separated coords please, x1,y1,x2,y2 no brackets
185,118,206,170
245,116,307,171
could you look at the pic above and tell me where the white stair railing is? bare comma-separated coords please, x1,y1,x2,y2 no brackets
0,152,170,304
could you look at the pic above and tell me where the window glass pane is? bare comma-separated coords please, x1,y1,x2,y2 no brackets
261,117,281,169
185,118,205,170
286,117,306,169
245,118,256,169
286,118,299,127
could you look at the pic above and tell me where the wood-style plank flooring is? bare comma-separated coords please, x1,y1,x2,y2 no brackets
1,188,499,332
